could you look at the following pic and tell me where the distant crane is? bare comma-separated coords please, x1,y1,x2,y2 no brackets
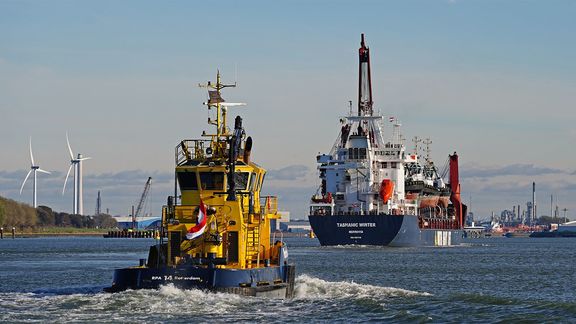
132,177,152,229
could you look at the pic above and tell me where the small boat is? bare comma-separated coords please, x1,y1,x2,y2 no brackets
105,71,295,298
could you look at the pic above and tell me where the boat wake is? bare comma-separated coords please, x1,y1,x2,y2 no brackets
0,275,432,323
293,274,431,300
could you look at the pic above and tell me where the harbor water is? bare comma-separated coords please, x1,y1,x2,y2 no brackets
1,236,575,323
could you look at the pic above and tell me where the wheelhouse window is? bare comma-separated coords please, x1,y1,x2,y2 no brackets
177,171,198,190
249,172,258,190
200,172,224,190
228,172,250,191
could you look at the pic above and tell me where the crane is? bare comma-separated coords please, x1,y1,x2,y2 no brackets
132,177,152,229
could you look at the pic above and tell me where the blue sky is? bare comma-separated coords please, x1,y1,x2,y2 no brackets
1,0,575,220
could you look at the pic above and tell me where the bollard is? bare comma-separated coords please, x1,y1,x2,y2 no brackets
12,227,16,239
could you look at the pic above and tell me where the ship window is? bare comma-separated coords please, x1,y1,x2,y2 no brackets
228,172,249,191
348,148,353,159
249,172,257,190
260,173,266,191
359,148,366,159
382,162,388,168
177,171,198,190
353,148,359,160
199,172,224,190
391,162,397,169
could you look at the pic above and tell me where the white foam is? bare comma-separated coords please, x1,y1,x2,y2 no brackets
293,274,432,300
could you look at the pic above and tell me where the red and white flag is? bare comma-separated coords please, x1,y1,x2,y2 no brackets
186,199,207,240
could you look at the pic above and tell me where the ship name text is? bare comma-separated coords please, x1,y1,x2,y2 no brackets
337,222,376,228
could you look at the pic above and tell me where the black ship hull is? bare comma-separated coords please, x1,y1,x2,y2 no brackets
309,213,462,247
105,263,296,298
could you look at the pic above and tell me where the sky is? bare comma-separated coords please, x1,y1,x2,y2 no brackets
1,0,575,221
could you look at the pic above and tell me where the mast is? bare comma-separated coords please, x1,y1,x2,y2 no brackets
199,71,237,138
358,33,373,117
199,71,238,158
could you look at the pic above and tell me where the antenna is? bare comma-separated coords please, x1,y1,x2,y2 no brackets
412,136,422,157
234,62,238,86
423,138,432,163
199,71,245,139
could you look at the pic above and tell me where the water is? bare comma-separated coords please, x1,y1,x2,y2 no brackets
1,236,575,323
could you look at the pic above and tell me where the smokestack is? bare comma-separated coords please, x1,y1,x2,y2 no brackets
532,182,536,225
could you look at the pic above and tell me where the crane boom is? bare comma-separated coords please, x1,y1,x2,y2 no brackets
134,177,152,220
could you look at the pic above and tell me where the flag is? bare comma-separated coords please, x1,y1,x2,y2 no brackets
389,116,395,122
186,199,207,240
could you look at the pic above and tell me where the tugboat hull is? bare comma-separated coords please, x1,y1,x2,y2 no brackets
105,264,296,298
309,213,462,247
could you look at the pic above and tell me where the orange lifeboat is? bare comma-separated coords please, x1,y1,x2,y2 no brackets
379,179,394,203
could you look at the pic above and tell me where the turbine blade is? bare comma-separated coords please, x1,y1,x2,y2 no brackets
62,163,73,195
78,157,92,161
20,169,32,194
66,132,74,160
37,168,51,174
29,137,35,166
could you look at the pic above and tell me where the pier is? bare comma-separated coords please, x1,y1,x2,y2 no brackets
103,229,158,238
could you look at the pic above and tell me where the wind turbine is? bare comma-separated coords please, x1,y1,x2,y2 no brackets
19,137,51,208
62,133,91,215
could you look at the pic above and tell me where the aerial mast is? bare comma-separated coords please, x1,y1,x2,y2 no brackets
358,33,373,117
199,71,237,139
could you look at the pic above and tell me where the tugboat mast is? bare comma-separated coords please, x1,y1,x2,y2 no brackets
199,70,237,139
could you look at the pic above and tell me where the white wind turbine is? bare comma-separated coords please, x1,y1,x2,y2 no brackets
20,137,51,208
62,133,91,215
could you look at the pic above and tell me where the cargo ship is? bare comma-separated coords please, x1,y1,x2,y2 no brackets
308,35,466,247
105,72,295,297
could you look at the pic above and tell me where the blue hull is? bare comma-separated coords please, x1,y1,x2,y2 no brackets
105,264,296,298
309,214,462,247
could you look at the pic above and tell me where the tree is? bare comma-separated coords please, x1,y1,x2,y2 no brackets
37,206,55,226
0,200,5,227
55,212,71,227
93,214,118,228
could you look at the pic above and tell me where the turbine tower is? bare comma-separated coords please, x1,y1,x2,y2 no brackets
63,133,91,215
20,137,51,208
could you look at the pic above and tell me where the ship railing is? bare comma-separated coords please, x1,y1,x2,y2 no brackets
176,139,216,165
260,196,278,215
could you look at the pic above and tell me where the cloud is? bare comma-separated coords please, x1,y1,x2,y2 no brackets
266,165,310,180
462,163,566,178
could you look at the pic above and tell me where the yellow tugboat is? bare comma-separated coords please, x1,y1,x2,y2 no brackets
105,71,295,298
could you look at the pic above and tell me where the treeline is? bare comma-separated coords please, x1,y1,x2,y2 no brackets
0,196,117,229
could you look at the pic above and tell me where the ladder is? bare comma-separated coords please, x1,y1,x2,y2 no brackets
245,223,261,268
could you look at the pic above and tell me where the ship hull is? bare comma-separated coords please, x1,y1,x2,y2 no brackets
309,213,462,247
104,264,296,298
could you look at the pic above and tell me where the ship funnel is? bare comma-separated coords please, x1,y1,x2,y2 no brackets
244,136,252,164
449,152,467,228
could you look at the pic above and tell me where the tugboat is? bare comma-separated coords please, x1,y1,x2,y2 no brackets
308,34,467,247
105,72,295,297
